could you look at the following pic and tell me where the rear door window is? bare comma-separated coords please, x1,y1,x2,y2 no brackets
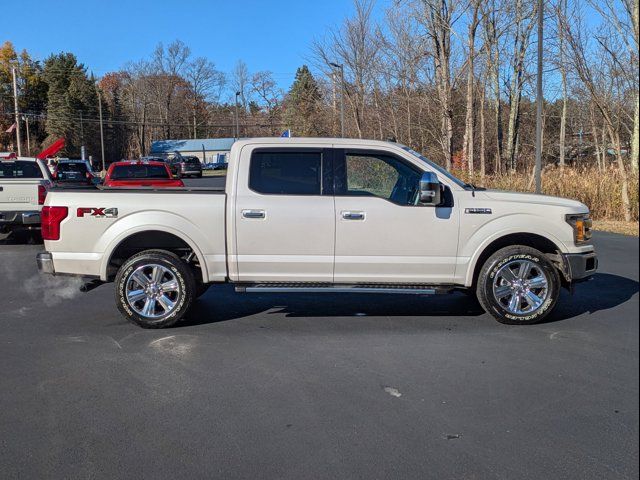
249,151,322,195
0,161,43,178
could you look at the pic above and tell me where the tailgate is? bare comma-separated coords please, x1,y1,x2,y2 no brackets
0,181,40,212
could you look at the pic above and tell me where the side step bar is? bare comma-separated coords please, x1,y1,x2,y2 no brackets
235,283,454,295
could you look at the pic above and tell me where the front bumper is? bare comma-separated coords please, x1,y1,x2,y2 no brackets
563,251,598,281
36,252,55,274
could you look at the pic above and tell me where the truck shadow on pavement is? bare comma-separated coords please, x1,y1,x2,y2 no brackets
547,272,639,322
181,272,638,328
183,288,486,328
0,231,42,245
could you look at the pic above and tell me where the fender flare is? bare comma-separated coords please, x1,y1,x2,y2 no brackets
100,225,209,282
463,227,569,287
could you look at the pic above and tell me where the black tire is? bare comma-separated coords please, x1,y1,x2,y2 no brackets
114,249,196,328
196,172,203,178
476,245,560,325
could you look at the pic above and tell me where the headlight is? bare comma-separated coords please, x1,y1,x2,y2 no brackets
566,213,592,244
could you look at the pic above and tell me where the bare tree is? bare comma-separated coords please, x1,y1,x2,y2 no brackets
251,71,282,134
232,60,250,111
462,0,482,174
185,57,225,138
555,0,568,168
482,0,505,173
420,0,460,169
504,0,537,171
313,0,381,139
559,2,632,221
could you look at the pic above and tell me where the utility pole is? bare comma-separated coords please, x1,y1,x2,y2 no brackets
534,0,543,194
234,91,241,139
193,111,197,139
12,67,22,156
96,85,106,172
22,115,31,156
329,63,345,138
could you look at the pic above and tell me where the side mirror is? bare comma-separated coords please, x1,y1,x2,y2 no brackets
419,171,442,206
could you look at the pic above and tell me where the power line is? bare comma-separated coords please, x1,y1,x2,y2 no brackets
0,110,287,129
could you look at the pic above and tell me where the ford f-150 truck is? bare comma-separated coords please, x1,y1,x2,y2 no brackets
36,138,597,328
1,157,51,234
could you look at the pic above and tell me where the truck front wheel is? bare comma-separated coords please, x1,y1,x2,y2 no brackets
115,250,196,328
476,245,560,325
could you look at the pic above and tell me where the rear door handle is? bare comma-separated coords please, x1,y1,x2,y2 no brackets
342,211,365,220
242,209,266,219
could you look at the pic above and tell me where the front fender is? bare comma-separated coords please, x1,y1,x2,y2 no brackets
460,214,570,286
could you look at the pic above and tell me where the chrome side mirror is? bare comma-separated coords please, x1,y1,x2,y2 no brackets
419,171,442,206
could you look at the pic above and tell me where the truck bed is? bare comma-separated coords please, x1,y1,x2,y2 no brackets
49,184,226,193
43,187,228,282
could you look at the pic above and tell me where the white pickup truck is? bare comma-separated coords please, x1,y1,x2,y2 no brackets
37,138,597,328
1,157,51,234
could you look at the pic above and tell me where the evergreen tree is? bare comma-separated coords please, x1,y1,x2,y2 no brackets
43,53,98,157
0,42,48,152
284,65,324,136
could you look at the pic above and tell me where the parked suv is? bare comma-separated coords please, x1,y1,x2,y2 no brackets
53,159,96,184
167,155,203,178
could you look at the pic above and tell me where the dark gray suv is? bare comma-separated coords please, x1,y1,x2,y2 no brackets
167,156,203,178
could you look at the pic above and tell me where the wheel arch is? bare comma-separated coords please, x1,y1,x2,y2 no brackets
466,231,565,288
102,227,208,282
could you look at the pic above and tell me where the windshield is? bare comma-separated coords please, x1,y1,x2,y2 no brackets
399,145,466,188
111,165,170,180
0,161,43,178
58,162,88,173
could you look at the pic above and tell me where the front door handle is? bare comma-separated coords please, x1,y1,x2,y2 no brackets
242,209,266,219
342,211,365,220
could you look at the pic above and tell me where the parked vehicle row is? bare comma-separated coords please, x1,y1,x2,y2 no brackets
36,137,597,329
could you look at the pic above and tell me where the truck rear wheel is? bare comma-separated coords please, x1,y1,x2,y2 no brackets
476,245,560,325
115,249,196,328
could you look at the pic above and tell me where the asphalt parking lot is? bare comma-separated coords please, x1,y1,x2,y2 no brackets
0,225,638,478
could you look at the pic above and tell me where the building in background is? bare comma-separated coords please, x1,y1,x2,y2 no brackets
150,138,235,165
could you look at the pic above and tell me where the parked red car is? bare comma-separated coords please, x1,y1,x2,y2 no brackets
103,161,184,187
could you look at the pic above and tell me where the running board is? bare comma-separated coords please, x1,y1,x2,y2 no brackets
235,283,453,295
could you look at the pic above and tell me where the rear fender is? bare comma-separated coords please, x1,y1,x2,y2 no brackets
98,212,210,282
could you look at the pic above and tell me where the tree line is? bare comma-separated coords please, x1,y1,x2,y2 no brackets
0,0,637,217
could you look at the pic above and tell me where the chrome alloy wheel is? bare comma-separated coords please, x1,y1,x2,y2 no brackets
125,264,180,319
492,259,549,316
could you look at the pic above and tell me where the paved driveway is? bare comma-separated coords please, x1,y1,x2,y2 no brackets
0,232,637,479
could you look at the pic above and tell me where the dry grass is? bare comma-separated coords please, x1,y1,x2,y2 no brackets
592,220,639,237
202,169,227,177
455,166,639,222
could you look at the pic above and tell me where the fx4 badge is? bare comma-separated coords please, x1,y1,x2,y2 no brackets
465,208,492,214
77,207,118,218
